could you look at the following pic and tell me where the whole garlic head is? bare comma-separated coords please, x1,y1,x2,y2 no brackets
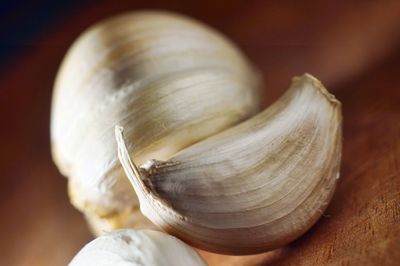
52,10,343,256
69,229,207,266
51,11,261,233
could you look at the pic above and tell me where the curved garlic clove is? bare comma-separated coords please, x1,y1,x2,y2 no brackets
50,11,261,233
117,73,342,255
69,229,207,266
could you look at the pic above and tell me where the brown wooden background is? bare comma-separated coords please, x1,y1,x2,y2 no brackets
0,1,399,265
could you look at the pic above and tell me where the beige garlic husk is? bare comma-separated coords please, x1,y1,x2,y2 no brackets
50,11,261,234
69,229,207,266
116,74,342,255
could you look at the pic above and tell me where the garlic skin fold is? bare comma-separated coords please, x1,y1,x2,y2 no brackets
69,229,207,266
116,74,342,255
50,11,261,233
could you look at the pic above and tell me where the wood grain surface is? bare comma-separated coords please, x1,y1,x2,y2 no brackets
0,1,399,265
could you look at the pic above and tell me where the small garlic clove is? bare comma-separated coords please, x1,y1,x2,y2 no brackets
50,11,262,233
116,73,342,255
69,229,207,266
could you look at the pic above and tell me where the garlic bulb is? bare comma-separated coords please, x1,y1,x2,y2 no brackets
50,11,261,233
69,229,207,266
116,74,342,254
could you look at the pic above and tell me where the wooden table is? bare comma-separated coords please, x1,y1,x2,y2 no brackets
1,1,399,265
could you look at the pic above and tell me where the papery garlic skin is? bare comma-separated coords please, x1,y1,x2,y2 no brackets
50,11,261,233
117,74,342,255
69,229,207,266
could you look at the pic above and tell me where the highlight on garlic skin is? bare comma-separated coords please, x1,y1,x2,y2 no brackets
69,229,207,266
50,11,261,234
116,74,342,255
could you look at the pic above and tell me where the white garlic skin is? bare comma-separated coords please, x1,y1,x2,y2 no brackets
50,10,261,233
69,229,207,266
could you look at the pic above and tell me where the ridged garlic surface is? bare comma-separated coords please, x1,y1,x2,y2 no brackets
69,229,207,266
117,74,342,254
50,11,261,233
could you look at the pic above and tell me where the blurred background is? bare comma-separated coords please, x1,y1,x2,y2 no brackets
0,1,399,265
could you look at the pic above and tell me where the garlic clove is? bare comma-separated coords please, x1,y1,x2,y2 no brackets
116,73,342,255
50,11,262,233
69,229,207,266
